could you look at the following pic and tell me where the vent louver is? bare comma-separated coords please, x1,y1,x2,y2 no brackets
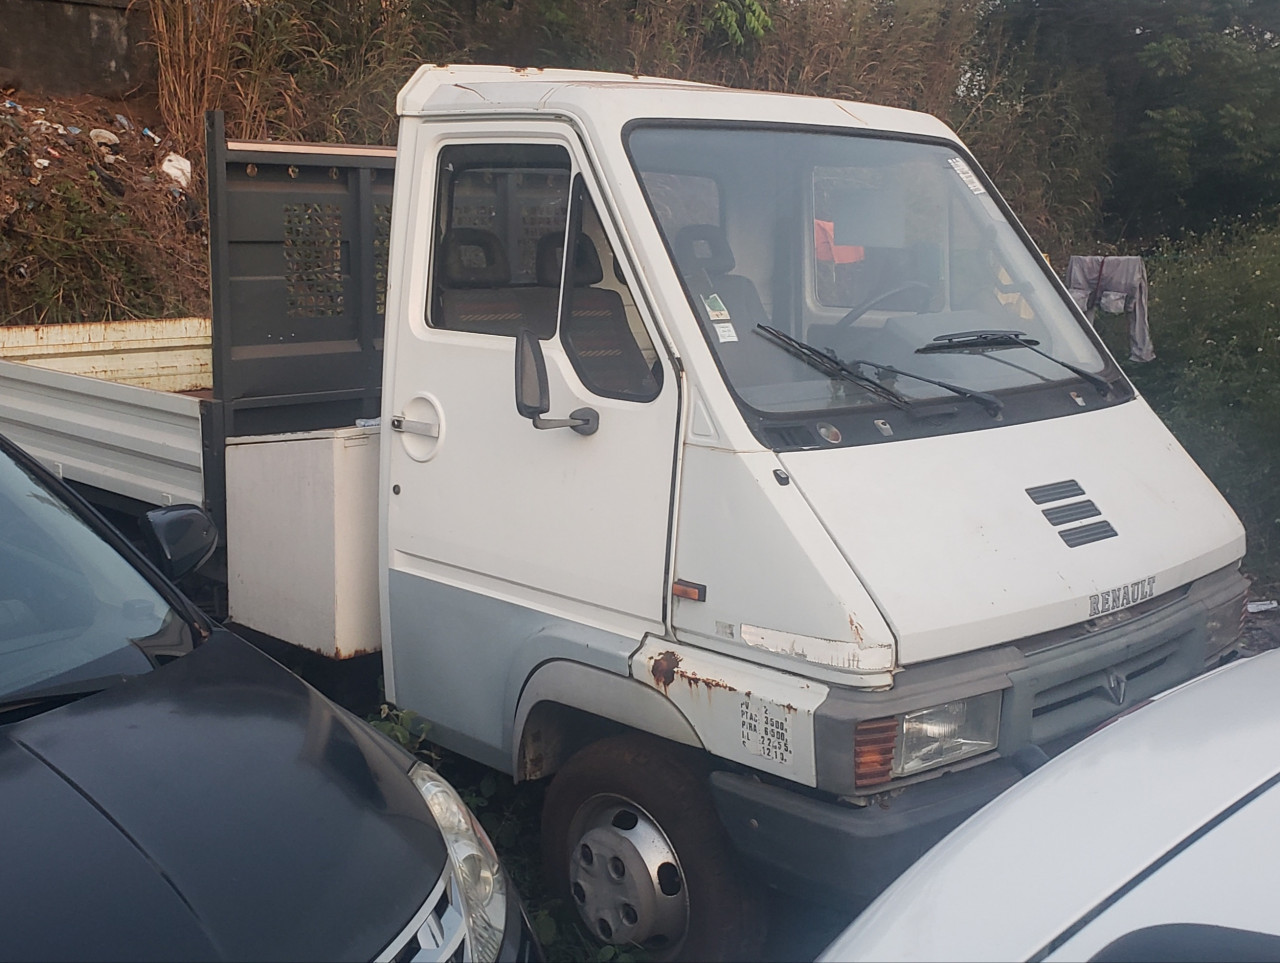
1059,521,1118,547
1025,479,1085,504
1042,500,1101,526
768,425,817,448
1027,481,1119,548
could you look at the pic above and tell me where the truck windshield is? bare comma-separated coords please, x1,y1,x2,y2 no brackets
0,447,181,706
627,124,1121,442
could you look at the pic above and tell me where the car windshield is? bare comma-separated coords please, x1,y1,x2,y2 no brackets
627,125,1113,419
0,447,182,703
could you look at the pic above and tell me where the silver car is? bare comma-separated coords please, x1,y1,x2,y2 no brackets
821,649,1280,962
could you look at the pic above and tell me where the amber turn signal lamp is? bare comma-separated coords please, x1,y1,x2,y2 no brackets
854,716,897,788
672,579,706,602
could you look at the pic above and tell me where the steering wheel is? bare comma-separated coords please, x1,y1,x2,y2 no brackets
833,281,931,334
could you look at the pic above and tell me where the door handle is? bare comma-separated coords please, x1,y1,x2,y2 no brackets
390,415,439,439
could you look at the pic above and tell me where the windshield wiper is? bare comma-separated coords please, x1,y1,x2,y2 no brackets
755,325,913,410
757,325,1004,416
917,329,1112,396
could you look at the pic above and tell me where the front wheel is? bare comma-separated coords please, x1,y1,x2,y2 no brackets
541,734,764,962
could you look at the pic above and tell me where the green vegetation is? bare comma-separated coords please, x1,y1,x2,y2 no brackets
1106,223,1280,593
0,102,207,324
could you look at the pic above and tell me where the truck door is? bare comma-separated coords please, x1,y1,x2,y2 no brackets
382,131,680,761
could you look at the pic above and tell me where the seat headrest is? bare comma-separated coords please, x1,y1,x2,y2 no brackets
440,228,509,288
535,233,605,287
673,224,735,277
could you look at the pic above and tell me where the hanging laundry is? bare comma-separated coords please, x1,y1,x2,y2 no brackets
1066,255,1155,362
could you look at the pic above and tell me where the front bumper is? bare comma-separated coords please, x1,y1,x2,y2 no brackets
710,760,1023,906
712,564,1249,906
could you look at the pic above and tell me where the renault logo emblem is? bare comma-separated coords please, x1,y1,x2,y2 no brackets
1104,669,1128,706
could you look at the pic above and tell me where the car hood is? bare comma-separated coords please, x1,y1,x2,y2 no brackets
778,399,1245,664
1,631,447,962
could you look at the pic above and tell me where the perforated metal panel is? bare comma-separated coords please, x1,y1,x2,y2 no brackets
206,111,395,440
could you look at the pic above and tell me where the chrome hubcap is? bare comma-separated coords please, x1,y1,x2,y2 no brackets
566,795,688,949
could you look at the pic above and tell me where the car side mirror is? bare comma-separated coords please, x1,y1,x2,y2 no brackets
513,329,599,435
141,504,219,581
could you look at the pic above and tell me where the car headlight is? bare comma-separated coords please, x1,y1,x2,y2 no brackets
409,762,507,963
854,691,1002,788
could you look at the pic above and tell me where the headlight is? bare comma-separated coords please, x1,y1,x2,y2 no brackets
409,762,507,963
854,691,1002,788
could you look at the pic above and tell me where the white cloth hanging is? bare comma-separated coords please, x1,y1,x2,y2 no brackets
1066,255,1154,362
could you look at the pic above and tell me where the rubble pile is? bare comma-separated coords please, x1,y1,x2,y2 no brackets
0,91,208,325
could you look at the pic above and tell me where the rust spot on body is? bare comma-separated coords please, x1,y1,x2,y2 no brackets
650,650,681,691
849,615,866,646
676,668,737,693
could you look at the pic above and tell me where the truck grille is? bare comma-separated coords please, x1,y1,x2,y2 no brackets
1013,631,1191,748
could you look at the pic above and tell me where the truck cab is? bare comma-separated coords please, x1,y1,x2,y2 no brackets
376,67,1246,959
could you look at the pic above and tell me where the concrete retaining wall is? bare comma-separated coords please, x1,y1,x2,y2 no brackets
0,0,154,98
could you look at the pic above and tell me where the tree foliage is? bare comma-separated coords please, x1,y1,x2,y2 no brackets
991,0,1280,239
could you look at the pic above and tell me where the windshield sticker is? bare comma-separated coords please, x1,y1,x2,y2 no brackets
713,322,739,343
948,157,986,195
702,293,731,321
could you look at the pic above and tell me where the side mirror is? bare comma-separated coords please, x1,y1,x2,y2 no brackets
513,329,599,435
141,504,219,581
515,328,551,420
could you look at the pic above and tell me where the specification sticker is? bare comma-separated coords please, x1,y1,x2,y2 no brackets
740,698,793,764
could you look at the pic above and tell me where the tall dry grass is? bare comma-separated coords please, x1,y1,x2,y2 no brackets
147,0,314,154
147,0,459,155
147,0,244,155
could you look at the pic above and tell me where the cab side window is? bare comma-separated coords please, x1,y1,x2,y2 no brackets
428,144,571,338
557,182,662,402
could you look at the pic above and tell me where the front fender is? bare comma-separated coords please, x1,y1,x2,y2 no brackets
511,658,702,778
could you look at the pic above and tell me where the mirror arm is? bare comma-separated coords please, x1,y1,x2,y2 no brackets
532,407,599,436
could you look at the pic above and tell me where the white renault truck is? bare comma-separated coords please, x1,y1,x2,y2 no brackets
0,66,1248,960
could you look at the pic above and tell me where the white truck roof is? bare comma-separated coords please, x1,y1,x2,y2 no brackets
396,64,955,141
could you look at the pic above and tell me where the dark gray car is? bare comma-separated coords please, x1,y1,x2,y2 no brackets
0,432,539,962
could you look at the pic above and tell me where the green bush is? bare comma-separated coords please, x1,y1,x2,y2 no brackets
1106,220,1280,594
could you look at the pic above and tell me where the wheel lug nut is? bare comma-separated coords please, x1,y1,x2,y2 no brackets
608,856,626,879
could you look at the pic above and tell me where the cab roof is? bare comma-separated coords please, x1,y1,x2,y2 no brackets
396,64,956,141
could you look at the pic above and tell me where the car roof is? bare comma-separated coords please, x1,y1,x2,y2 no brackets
821,650,1280,962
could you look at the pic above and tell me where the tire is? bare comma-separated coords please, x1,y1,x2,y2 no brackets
541,733,765,962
